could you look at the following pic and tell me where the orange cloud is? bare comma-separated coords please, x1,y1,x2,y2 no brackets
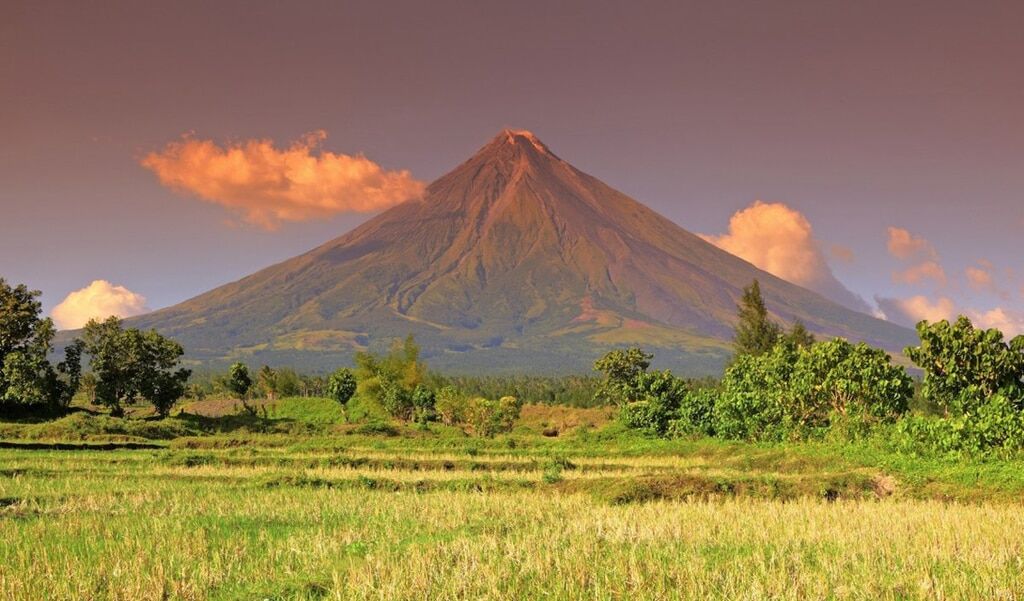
965,264,994,291
970,307,1024,337
52,280,148,329
892,260,947,286
704,201,869,312
141,131,425,229
876,294,1024,336
875,295,955,327
886,227,935,260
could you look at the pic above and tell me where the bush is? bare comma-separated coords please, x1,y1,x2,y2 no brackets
434,386,467,425
712,338,911,441
465,396,523,437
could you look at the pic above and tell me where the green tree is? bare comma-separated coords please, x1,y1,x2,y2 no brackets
906,316,1024,416
593,347,653,405
227,363,253,399
0,279,82,412
786,320,816,348
733,280,781,358
354,335,433,421
227,362,256,415
81,317,190,418
465,396,523,437
258,365,278,401
327,368,357,409
411,384,436,424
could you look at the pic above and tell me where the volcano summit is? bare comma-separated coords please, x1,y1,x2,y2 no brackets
128,130,914,373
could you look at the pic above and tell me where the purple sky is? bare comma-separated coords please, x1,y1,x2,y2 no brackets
3,1,1023,331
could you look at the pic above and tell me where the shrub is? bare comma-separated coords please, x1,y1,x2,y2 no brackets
434,386,467,425
380,382,414,421
410,384,436,424
465,396,523,437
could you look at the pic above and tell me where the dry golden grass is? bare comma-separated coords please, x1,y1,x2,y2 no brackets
2,442,1024,600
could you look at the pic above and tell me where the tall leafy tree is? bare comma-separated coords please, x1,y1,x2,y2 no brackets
733,280,781,358
906,316,1024,416
258,365,278,401
81,317,190,417
0,279,82,411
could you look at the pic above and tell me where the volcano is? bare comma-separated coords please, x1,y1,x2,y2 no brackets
130,129,914,374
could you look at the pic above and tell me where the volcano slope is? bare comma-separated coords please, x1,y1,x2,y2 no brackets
129,129,913,374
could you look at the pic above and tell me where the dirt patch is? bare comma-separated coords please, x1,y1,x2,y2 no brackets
518,404,615,436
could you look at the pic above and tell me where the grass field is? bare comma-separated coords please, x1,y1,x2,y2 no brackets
2,398,1024,600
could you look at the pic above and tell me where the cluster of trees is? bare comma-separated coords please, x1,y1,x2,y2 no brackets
603,279,1024,457
323,335,522,436
1,280,191,418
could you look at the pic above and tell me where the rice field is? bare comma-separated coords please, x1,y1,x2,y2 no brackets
2,399,1024,600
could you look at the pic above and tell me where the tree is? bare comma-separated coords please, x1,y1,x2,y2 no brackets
714,337,911,440
327,368,357,409
258,366,277,401
593,347,653,405
0,279,82,412
733,280,781,358
81,317,190,418
227,363,253,399
354,335,433,421
411,384,436,424
906,316,1024,416
786,320,816,348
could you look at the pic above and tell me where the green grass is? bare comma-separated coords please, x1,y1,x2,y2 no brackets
2,401,1024,599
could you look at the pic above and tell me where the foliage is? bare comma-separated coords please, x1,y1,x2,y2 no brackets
326,368,357,408
906,316,1024,416
227,363,253,397
617,370,690,435
355,335,432,421
0,279,82,412
410,384,436,424
81,317,190,417
257,366,278,401
434,386,467,426
464,395,523,437
786,320,816,348
593,347,653,405
714,338,911,441
732,280,781,358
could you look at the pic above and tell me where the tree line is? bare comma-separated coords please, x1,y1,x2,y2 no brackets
598,280,1024,456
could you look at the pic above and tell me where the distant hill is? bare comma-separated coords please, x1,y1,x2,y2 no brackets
127,129,915,374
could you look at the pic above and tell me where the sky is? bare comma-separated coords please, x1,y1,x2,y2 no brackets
2,0,1023,332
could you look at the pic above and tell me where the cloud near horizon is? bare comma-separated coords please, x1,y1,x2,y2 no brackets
875,294,1024,336
141,131,426,229
703,201,870,312
52,280,149,329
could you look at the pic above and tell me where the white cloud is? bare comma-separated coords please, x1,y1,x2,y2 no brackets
52,280,148,329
